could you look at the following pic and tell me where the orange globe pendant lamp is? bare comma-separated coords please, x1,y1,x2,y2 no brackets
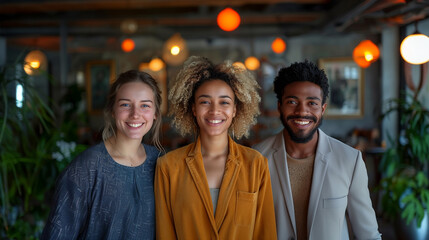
353,40,380,68
121,38,135,52
217,8,241,32
245,56,260,70
149,57,165,72
271,37,286,54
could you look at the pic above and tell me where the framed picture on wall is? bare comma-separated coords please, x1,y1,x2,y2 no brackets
85,60,116,114
319,57,364,118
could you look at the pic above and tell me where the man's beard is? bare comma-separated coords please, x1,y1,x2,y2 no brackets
280,114,323,143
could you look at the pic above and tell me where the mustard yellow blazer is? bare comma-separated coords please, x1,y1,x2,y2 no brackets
155,136,277,240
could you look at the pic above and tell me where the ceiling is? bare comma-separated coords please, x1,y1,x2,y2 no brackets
1,0,429,41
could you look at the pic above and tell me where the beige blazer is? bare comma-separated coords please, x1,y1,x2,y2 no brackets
253,129,381,240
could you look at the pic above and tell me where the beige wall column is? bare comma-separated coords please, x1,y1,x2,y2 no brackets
381,26,400,147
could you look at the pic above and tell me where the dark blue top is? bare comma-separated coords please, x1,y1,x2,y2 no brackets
42,142,159,240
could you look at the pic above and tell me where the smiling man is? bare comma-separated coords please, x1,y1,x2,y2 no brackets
254,60,381,240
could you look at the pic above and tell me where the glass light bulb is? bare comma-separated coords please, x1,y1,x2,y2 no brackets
171,46,180,55
30,61,40,69
364,51,374,62
400,33,429,64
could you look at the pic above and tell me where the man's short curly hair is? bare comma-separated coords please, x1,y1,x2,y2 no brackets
274,60,330,104
168,56,261,140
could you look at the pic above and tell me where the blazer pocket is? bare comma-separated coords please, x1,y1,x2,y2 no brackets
323,195,347,209
235,191,258,226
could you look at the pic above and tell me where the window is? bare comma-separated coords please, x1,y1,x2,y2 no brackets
16,83,23,108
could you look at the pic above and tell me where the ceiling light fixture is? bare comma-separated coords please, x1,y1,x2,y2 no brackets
217,8,241,32
149,57,165,72
271,37,286,54
121,38,135,52
120,19,138,34
170,46,180,56
400,26,429,65
245,56,260,71
353,40,380,68
400,21,429,101
162,33,188,65
23,50,47,75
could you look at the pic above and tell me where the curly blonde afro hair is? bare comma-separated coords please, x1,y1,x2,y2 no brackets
168,56,261,139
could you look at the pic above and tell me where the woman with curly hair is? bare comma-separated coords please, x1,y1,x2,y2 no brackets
155,56,277,239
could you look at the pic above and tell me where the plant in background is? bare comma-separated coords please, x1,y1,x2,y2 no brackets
1,61,54,238
379,93,429,227
0,62,86,239
50,122,87,172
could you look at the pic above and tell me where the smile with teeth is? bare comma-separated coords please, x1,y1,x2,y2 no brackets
294,120,310,125
128,123,143,128
208,119,223,124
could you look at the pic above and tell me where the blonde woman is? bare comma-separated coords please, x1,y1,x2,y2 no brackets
155,56,277,239
43,70,162,240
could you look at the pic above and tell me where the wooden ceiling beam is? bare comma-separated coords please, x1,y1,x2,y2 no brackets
1,12,320,28
0,0,330,14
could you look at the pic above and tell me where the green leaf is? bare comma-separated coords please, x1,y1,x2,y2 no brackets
401,201,416,225
386,163,397,177
415,203,425,227
401,192,415,205
415,172,428,188
422,190,429,208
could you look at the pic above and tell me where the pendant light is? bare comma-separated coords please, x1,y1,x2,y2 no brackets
121,38,135,52
353,40,380,68
149,57,165,72
245,56,260,71
162,33,188,66
400,30,429,64
23,50,47,75
271,37,286,54
217,8,241,32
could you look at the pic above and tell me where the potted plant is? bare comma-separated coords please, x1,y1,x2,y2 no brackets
0,60,85,239
379,73,429,238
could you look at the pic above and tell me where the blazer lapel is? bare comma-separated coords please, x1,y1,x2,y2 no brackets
273,132,297,236
307,129,331,235
185,138,218,233
215,137,241,230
